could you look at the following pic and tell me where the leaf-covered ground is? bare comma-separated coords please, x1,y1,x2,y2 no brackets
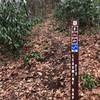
0,17,100,100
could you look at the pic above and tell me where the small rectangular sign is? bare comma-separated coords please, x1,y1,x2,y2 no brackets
71,43,78,52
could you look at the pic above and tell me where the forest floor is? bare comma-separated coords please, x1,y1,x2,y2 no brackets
0,17,100,100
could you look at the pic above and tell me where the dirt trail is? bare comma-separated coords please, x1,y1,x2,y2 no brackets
0,18,100,100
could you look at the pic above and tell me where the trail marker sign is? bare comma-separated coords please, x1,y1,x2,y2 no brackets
70,20,79,100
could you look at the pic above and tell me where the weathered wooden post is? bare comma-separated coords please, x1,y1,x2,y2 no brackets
70,20,79,100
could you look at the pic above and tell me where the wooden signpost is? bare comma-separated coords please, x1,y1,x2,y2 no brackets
70,20,79,100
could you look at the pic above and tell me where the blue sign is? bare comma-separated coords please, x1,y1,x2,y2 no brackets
71,43,78,52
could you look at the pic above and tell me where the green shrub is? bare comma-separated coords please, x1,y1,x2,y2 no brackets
0,1,33,53
23,51,44,65
80,73,97,89
32,16,42,26
54,0,98,29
